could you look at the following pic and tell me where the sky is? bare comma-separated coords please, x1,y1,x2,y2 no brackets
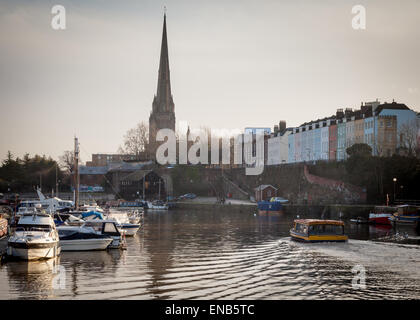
0,0,419,162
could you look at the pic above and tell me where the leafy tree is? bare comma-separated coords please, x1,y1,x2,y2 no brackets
346,143,372,158
0,152,69,193
343,143,374,194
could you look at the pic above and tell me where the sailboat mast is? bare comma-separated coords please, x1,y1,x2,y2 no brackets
74,137,80,210
158,179,161,200
55,163,58,197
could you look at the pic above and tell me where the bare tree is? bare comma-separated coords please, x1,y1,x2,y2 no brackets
398,120,420,157
59,150,75,174
119,121,149,156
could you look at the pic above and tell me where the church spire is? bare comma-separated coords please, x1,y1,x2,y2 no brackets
149,11,176,159
155,11,173,112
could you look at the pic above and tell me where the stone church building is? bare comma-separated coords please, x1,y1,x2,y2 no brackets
148,13,176,159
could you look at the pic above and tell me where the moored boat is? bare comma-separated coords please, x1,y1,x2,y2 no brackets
257,197,286,214
57,226,113,251
389,205,420,225
7,208,60,260
290,219,348,243
350,216,369,224
368,206,395,225
147,200,169,210
0,215,7,238
104,210,142,236
82,220,126,249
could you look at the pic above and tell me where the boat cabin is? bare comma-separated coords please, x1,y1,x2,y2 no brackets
290,219,348,242
373,206,396,214
83,220,121,237
395,205,419,215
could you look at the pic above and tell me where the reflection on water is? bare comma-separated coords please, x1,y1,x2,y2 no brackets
0,209,419,299
5,257,60,299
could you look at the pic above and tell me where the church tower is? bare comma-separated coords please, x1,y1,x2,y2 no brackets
148,13,176,159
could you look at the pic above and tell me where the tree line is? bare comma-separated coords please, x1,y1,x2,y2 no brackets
309,143,420,203
0,151,71,194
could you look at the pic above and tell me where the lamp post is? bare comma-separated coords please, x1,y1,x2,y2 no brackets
393,178,397,203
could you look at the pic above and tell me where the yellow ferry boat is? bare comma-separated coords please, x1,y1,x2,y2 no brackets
290,219,348,243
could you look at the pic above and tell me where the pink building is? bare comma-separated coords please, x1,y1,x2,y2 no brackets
329,123,337,161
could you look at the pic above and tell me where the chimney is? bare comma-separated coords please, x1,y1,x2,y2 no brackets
345,108,353,117
274,125,279,134
336,108,344,118
279,121,286,133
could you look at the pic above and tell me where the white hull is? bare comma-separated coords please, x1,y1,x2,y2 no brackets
147,201,168,210
60,238,113,251
147,206,168,210
118,225,140,236
7,243,60,261
108,238,123,249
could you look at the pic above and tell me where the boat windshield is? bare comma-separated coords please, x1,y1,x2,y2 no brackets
15,224,52,232
308,224,344,235
294,223,308,234
103,222,119,234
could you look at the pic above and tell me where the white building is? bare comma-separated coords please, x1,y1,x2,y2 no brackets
267,130,291,165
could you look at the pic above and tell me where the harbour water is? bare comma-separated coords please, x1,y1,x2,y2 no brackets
1,209,419,299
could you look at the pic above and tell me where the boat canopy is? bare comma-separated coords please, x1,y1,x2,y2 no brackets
396,205,419,214
81,211,104,220
374,206,396,213
294,219,344,226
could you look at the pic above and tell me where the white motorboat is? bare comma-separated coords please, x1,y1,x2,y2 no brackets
78,203,104,213
53,212,85,226
82,220,126,249
57,226,113,251
16,202,40,215
127,210,143,224
147,200,169,210
104,211,141,236
36,188,74,212
7,208,60,260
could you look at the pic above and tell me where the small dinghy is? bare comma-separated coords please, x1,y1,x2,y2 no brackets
350,217,369,224
104,211,142,236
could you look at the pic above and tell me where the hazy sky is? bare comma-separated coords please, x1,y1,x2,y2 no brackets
1,0,419,162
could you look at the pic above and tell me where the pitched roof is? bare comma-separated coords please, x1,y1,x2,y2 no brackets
79,166,108,175
121,170,154,182
375,101,410,115
107,161,152,172
80,161,153,175
254,184,277,191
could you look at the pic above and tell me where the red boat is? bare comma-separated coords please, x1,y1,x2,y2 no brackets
368,206,395,225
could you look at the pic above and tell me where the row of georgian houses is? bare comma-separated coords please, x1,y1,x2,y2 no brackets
265,100,419,165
